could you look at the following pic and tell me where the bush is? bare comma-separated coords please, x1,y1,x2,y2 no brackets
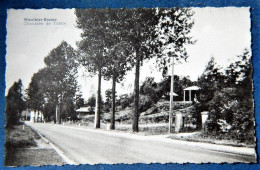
139,95,153,112
118,94,134,109
203,120,220,133
140,77,161,103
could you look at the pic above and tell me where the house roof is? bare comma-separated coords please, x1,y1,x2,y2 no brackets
172,92,178,96
184,86,200,91
76,107,92,112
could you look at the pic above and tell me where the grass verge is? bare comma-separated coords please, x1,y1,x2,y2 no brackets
5,123,65,166
168,132,255,148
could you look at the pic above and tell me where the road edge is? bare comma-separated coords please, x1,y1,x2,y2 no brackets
26,122,256,160
58,124,256,157
27,123,77,165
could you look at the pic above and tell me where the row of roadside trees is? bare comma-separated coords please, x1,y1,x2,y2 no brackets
6,8,195,132
75,8,195,132
26,42,79,124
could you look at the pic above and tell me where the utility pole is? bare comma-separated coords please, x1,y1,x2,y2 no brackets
169,56,174,133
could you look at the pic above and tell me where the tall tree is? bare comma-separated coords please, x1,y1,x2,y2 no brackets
26,72,45,121
198,57,225,106
224,49,254,139
40,41,78,124
5,79,25,127
75,8,133,128
76,9,110,128
103,42,135,130
121,8,157,132
75,8,194,132
151,8,195,133
196,57,225,129
124,8,194,132
76,8,156,131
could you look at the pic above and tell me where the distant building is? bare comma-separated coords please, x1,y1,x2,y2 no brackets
183,86,200,102
76,107,94,120
20,110,30,120
29,110,44,122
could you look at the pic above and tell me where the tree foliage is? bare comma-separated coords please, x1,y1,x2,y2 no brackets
26,72,44,112
197,57,225,110
75,9,120,128
158,75,194,101
75,8,195,132
152,8,195,76
29,41,78,123
196,49,254,143
121,8,157,132
103,42,135,130
5,79,25,127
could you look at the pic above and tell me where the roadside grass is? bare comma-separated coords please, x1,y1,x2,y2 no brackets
5,123,65,167
62,99,255,148
115,125,170,135
5,123,40,149
5,148,65,167
168,132,256,148
63,121,254,148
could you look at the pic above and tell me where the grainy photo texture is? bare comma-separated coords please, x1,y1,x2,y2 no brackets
5,7,256,166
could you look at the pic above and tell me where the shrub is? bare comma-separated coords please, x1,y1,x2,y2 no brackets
118,94,134,109
139,95,153,112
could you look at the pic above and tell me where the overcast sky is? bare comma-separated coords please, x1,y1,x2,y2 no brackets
6,7,251,100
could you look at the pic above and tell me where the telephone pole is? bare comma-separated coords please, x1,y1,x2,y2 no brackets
169,56,174,133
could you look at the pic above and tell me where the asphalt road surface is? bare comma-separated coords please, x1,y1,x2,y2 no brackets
26,122,256,164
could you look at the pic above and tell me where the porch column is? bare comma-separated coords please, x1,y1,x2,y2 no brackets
189,90,191,101
34,111,37,122
36,111,39,122
30,111,34,122
183,90,186,101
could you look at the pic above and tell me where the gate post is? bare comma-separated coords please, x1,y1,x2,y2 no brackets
175,111,183,133
201,111,209,128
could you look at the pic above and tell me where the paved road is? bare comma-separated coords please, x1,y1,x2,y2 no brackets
26,122,256,164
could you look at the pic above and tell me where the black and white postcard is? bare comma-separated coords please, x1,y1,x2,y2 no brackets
4,7,256,166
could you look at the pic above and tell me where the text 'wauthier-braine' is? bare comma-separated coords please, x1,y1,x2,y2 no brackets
24,18,57,22
23,17,66,25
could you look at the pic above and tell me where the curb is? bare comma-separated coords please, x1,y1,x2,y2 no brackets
33,127,77,165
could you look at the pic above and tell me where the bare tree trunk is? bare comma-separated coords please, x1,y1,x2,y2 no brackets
95,67,102,128
37,110,40,123
170,57,174,133
110,73,116,130
133,49,140,132
55,104,59,124
34,110,37,122
58,103,61,124
26,108,28,120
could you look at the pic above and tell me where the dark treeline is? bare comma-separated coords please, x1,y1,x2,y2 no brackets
195,49,254,143
25,41,79,124
5,79,25,128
